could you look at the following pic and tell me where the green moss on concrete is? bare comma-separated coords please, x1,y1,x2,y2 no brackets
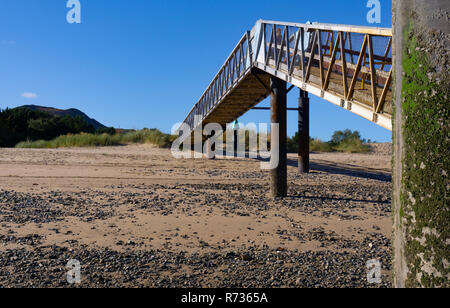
399,18,450,287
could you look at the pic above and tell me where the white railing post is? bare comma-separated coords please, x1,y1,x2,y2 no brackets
253,20,265,64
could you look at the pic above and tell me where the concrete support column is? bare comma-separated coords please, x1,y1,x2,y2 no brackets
298,90,310,173
270,76,287,197
393,0,449,288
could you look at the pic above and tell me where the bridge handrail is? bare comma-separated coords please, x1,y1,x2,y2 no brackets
254,20,393,117
182,32,252,130
259,20,392,36
180,19,394,133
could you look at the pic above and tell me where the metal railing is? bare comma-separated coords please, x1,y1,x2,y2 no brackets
181,20,393,132
254,20,393,117
183,32,253,131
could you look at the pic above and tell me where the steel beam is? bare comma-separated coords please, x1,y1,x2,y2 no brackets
252,107,299,111
298,90,310,173
270,76,287,197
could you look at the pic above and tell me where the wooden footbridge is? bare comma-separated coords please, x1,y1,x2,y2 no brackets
179,20,393,197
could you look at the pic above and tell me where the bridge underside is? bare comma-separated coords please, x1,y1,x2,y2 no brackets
202,70,271,127
188,59,392,135
201,64,393,129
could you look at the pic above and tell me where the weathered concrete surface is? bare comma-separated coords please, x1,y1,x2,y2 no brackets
393,0,450,288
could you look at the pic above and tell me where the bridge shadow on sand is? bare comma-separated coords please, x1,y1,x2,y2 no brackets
287,157,392,183
211,149,392,183
240,154,391,183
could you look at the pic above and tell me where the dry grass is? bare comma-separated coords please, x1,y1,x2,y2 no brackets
15,129,176,149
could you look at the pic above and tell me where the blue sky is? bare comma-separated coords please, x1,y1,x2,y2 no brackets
0,0,392,142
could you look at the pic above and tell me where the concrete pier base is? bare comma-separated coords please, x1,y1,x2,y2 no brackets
393,0,449,288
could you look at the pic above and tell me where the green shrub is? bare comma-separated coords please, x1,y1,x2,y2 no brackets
310,138,333,152
15,129,176,149
329,130,370,153
286,130,370,153
286,134,333,153
96,127,116,135
0,107,95,147
286,133,299,153
333,138,370,153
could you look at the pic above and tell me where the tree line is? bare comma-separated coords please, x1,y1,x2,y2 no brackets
0,107,100,147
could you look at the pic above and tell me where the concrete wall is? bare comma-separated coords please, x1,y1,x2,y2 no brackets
393,0,449,287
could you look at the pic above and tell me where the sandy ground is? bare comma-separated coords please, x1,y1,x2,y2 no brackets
0,145,393,288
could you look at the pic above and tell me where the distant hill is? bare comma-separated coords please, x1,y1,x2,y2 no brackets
17,105,106,129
